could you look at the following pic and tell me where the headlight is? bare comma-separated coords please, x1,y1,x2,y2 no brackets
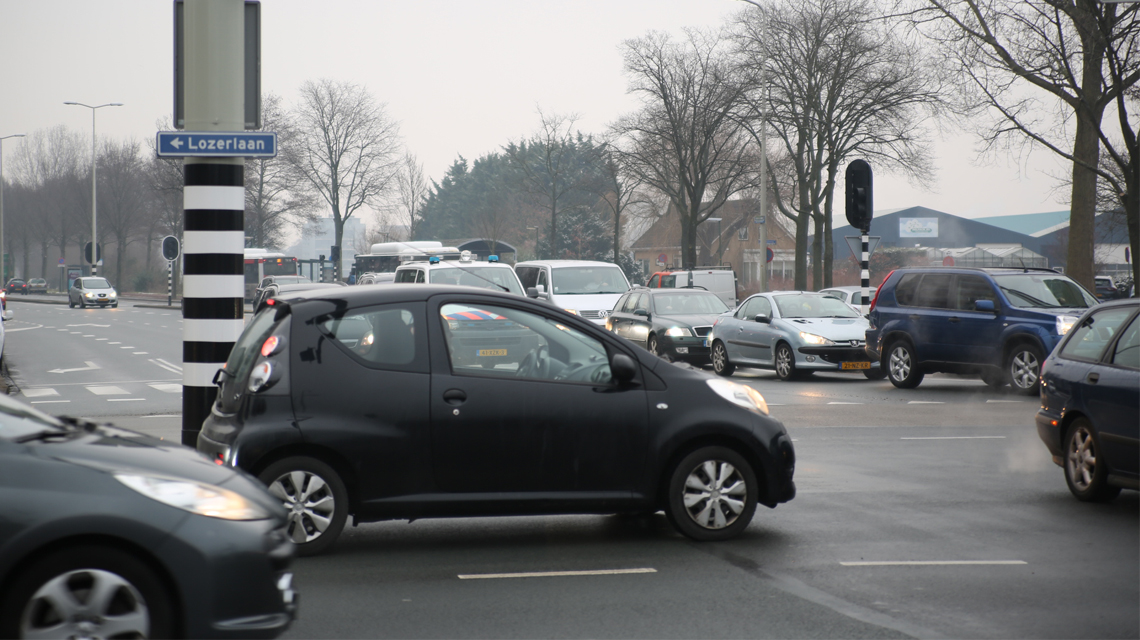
85,292,94,298
115,474,271,520
664,327,692,337
563,308,580,316
1056,315,1080,335
706,379,769,415
799,331,835,346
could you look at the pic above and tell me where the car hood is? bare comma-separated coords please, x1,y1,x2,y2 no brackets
776,317,869,341
549,292,625,312
80,287,117,295
655,313,723,328
1016,306,1089,318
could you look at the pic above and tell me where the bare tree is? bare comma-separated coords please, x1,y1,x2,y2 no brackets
97,139,147,288
736,0,942,289
246,93,319,249
612,29,761,269
10,126,86,283
393,151,428,240
597,146,651,265
905,0,1139,290
288,79,401,278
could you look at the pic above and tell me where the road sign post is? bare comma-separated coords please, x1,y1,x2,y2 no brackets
845,160,874,315
156,131,276,157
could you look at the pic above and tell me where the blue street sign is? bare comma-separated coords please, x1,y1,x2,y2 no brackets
156,131,277,157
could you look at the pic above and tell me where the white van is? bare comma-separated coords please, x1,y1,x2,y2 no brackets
514,260,632,325
646,268,737,307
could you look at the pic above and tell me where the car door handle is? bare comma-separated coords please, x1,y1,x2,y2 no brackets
948,317,960,323
1087,372,1099,384
442,388,467,405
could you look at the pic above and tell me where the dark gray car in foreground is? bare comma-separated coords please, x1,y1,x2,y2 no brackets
0,395,296,639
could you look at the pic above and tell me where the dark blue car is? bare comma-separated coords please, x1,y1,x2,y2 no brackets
866,267,1098,394
1036,299,1139,501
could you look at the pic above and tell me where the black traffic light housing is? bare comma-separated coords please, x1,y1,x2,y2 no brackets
845,160,873,232
330,245,341,262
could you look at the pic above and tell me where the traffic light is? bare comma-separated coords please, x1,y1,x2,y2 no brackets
330,245,341,262
845,160,873,232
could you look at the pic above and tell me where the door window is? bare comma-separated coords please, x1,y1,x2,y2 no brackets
632,293,649,314
394,269,417,284
536,270,548,291
955,275,997,311
894,273,921,306
316,303,426,371
1111,316,1139,370
516,267,539,289
914,274,953,309
440,302,613,384
1059,307,1135,362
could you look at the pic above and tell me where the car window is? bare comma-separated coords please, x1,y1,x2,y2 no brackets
440,302,613,384
1111,316,1139,369
317,304,425,370
893,273,921,306
652,292,728,315
632,292,648,313
993,273,1096,309
429,266,523,295
550,266,629,295
1059,307,1135,362
618,292,638,313
821,290,846,302
536,270,548,290
516,267,539,289
753,297,772,318
394,269,418,284
956,275,997,311
914,274,952,309
774,294,858,318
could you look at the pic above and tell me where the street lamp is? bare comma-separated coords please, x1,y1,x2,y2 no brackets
64,101,122,277
0,133,25,288
526,225,540,259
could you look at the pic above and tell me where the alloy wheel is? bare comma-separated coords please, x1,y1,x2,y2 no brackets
775,346,792,379
681,460,748,530
889,345,911,380
21,569,150,639
1066,424,1097,492
269,470,337,544
1009,350,1039,391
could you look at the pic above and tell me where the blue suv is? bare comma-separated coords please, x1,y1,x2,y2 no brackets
865,267,1098,394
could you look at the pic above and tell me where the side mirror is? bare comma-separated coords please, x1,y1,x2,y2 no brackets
610,353,637,382
526,286,539,299
975,299,996,312
633,308,648,317
754,314,770,324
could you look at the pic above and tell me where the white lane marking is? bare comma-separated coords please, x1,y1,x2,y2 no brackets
86,385,129,396
48,361,101,374
69,332,81,334
25,378,179,388
150,359,183,375
827,402,863,405
31,400,70,404
133,352,149,355
986,400,1025,403
57,329,68,332
156,358,182,372
82,334,94,337
22,388,60,398
907,401,944,404
109,342,121,344
120,346,135,349
66,323,109,327
840,561,1026,566
146,414,181,418
148,383,183,394
5,323,44,332
96,338,108,341
458,568,657,580
900,436,1007,440
107,398,146,402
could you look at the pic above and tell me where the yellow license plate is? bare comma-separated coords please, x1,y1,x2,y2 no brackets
841,361,870,370
477,349,508,357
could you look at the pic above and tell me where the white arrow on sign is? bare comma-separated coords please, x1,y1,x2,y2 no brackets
65,324,110,328
170,137,183,149
48,361,101,374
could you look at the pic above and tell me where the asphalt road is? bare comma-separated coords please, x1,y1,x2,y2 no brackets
3,299,1136,638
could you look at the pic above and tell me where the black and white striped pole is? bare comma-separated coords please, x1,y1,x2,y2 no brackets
179,0,247,447
844,160,873,316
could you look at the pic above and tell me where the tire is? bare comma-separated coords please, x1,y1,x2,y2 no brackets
0,545,174,640
1007,343,1044,396
981,369,1007,389
259,456,348,557
862,367,887,380
774,342,797,381
1064,418,1121,502
665,446,758,541
112,302,118,309
79,298,86,309
886,339,924,389
647,335,670,362
68,297,74,309
711,340,735,377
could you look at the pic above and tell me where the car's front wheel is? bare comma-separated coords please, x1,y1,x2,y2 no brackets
711,340,735,376
1064,418,1121,502
774,343,797,381
0,545,174,640
665,446,758,541
259,456,349,556
1007,343,1043,395
886,339,924,388
647,334,670,361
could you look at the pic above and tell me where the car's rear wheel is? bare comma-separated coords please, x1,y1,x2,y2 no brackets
259,456,348,557
1007,343,1043,395
711,340,735,376
774,343,797,381
665,446,758,541
886,339,924,389
0,545,174,640
1064,418,1121,502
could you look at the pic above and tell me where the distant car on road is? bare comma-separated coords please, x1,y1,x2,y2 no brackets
708,291,881,380
395,252,525,296
198,284,796,555
515,259,631,324
819,286,868,313
356,272,395,285
0,393,297,639
26,278,47,294
1036,298,1138,502
5,279,27,295
1094,275,1121,301
606,287,729,365
254,281,347,313
68,277,118,308
254,275,311,308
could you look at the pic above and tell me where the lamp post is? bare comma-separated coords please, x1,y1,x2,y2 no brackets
526,225,540,260
0,134,25,289
64,101,122,277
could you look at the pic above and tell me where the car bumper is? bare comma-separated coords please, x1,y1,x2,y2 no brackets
796,345,878,371
664,335,711,363
1035,408,1065,467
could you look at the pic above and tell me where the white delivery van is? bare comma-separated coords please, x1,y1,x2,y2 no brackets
646,268,737,307
514,260,632,325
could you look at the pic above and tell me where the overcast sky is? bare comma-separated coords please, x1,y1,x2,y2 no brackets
1,0,1071,232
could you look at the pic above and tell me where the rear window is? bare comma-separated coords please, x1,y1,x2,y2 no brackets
894,274,920,306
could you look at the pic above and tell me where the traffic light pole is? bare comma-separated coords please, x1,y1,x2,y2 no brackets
844,160,874,316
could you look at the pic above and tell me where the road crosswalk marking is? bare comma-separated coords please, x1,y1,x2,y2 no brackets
22,388,59,398
148,383,183,394
86,385,129,396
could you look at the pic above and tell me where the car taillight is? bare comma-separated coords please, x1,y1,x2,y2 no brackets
261,335,284,357
869,270,893,313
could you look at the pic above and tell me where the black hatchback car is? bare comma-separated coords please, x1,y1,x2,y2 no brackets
606,287,730,365
1036,299,1138,502
198,285,796,555
0,395,296,639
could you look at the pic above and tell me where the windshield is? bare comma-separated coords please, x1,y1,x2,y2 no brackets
83,278,111,289
774,294,859,318
0,399,66,441
429,266,523,295
551,267,629,295
273,276,310,286
993,274,1096,309
653,292,729,315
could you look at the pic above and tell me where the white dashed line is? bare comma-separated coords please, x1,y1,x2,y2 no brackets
86,386,129,396
133,352,148,355
900,436,1007,440
107,398,146,402
458,568,657,580
827,402,863,405
986,400,1025,403
907,401,944,404
31,400,70,404
840,561,1026,566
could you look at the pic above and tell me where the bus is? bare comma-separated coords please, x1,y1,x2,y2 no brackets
244,248,299,302
353,241,462,276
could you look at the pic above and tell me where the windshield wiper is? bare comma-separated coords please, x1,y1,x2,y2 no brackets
999,286,1061,308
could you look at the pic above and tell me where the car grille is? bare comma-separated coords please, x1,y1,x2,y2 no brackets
692,326,712,337
578,310,604,319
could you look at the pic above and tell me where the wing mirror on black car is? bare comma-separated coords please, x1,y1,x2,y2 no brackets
755,314,770,324
633,309,648,317
610,353,637,382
